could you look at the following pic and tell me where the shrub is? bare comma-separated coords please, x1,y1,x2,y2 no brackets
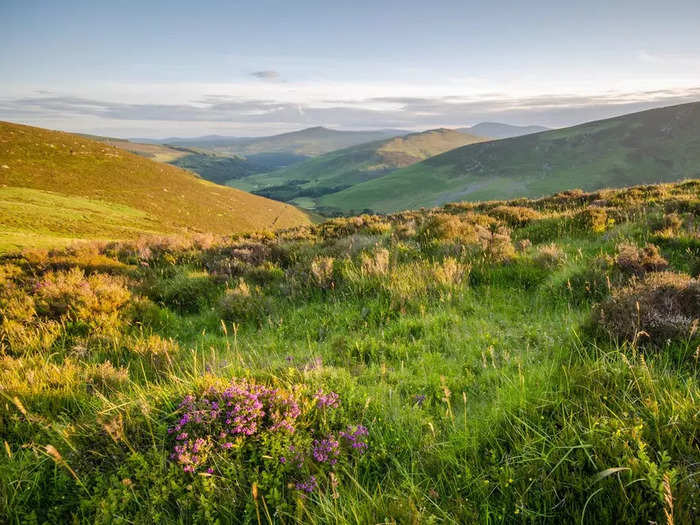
218,278,271,323
417,214,479,244
573,207,609,233
168,379,368,501
533,243,567,269
489,205,543,226
615,243,668,278
594,271,700,347
476,225,516,262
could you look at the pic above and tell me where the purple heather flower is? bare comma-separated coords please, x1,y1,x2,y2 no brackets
314,389,340,409
295,475,317,493
413,394,426,406
312,436,340,464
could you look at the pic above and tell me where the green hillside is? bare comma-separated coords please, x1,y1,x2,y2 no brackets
229,128,487,210
0,121,310,250
321,102,700,213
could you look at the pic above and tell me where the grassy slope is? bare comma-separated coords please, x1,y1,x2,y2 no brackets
229,129,486,209
1,180,698,523
0,121,310,249
322,101,700,213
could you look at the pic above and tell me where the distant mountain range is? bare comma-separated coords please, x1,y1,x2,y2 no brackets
317,102,700,213
458,122,549,139
227,128,487,209
135,127,409,156
0,122,310,250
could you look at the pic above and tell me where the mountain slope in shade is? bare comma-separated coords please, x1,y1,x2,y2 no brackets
458,122,549,139
319,102,700,213
227,128,487,209
139,127,409,157
0,121,310,250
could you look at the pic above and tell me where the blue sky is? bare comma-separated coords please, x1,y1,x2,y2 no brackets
2,0,700,137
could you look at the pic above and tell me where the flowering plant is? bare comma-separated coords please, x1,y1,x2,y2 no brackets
169,379,368,495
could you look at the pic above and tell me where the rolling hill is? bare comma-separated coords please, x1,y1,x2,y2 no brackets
320,101,700,213
90,136,305,185
140,126,408,156
0,121,310,250
228,128,487,210
459,122,549,139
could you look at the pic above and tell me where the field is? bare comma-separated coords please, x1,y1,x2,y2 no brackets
1,180,698,523
0,121,311,249
320,102,700,214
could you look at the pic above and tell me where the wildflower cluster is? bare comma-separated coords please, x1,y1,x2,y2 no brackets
169,379,301,472
314,388,340,409
169,380,369,495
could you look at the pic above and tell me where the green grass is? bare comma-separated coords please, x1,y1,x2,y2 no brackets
0,121,311,250
1,180,698,523
0,187,163,251
321,101,700,213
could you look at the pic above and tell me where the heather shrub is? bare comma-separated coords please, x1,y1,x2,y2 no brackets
594,271,700,347
168,379,368,505
615,243,668,278
33,268,130,320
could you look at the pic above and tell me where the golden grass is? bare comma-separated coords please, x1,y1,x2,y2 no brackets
0,121,310,251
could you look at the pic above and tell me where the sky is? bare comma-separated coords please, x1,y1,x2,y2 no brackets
1,0,700,138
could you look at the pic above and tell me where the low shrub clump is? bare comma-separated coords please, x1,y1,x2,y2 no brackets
615,243,668,277
532,243,567,269
594,271,699,347
168,380,368,500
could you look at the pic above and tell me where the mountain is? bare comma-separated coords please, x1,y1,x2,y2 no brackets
458,122,549,139
138,127,409,157
227,128,488,210
318,102,700,214
0,121,310,250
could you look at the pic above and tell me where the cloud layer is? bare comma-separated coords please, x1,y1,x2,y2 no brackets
1,86,699,137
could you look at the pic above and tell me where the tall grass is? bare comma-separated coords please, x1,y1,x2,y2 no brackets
1,180,698,523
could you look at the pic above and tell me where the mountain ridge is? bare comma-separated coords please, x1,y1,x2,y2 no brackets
319,101,700,213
